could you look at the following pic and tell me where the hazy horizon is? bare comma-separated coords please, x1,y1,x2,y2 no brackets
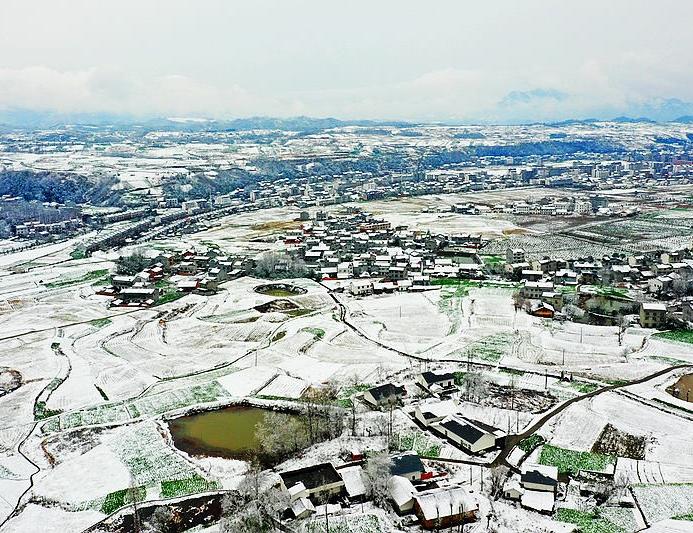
2,0,693,123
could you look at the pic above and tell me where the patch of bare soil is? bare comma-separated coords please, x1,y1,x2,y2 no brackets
592,423,646,460
254,299,299,313
0,368,22,397
252,220,302,232
42,426,108,466
502,228,529,235
476,383,559,413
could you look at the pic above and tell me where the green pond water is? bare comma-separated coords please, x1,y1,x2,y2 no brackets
168,405,300,465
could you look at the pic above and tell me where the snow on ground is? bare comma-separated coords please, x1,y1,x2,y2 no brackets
257,374,308,399
1,504,104,533
216,366,277,397
33,443,130,504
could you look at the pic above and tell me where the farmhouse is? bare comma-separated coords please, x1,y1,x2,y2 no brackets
521,463,558,492
116,287,159,307
417,371,456,393
390,452,425,482
362,383,406,408
640,302,667,328
438,415,499,454
521,281,555,299
520,490,555,514
413,485,478,529
279,463,345,500
414,399,459,427
387,475,416,513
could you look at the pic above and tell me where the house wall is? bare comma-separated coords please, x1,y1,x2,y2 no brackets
470,433,496,453
522,481,555,492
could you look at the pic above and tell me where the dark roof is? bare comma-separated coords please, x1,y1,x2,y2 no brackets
465,417,501,434
522,469,558,487
420,371,455,385
390,453,424,476
280,462,342,491
440,419,485,444
367,383,405,402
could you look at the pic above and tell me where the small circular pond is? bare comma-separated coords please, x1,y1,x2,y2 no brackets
254,283,307,297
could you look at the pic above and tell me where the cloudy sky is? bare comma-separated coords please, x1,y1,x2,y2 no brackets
1,0,692,122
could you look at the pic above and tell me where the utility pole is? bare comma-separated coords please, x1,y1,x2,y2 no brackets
562,348,565,366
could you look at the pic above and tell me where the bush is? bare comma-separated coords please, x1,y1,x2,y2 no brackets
115,252,150,275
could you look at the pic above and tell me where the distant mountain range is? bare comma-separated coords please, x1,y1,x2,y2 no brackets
0,108,692,131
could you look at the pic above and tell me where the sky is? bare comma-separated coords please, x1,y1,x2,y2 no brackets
1,0,692,123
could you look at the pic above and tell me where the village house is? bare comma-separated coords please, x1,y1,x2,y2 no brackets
335,464,367,501
519,463,558,514
437,416,501,454
348,278,374,296
390,453,426,482
279,462,345,501
413,485,478,530
387,475,416,513
414,399,459,427
531,301,555,319
362,383,406,408
506,248,526,264
520,281,555,300
417,371,457,394
113,287,159,307
111,275,136,289
503,478,524,500
640,302,667,328
541,291,564,309
521,463,558,492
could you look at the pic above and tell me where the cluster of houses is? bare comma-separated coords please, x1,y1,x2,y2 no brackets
0,196,84,240
457,194,632,219
413,399,507,455
362,372,507,457
503,463,559,514
281,208,486,292
97,248,250,307
278,451,478,529
508,246,693,327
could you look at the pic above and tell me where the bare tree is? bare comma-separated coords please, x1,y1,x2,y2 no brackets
616,315,628,346
464,372,487,403
253,251,307,279
219,465,287,533
143,506,175,533
364,452,392,508
486,466,509,500
256,411,307,460
611,470,630,502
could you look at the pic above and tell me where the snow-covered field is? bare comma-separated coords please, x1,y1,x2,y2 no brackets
2,215,693,532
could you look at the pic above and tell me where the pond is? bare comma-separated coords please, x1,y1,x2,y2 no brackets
168,405,301,466
254,283,307,297
666,373,693,403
